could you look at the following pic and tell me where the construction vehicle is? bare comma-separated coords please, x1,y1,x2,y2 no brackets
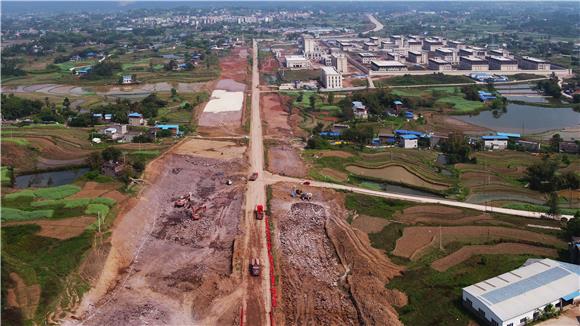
255,204,264,220
249,172,258,181
226,179,233,185
191,206,206,220
249,258,261,276
300,192,313,201
174,192,193,207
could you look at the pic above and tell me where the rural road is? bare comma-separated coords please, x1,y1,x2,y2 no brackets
242,39,271,325
364,14,384,34
264,173,574,221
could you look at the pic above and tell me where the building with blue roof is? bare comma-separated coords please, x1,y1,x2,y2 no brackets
496,132,521,139
482,135,509,150
404,111,414,119
319,131,340,138
400,134,418,148
463,258,580,326
395,129,423,137
155,124,181,136
128,112,144,126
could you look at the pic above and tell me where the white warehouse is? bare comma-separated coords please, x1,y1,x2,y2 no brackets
462,259,580,326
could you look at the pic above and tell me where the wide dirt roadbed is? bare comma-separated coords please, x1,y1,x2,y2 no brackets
270,184,405,326
72,140,248,325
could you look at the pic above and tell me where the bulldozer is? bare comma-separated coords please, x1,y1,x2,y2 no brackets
191,206,206,220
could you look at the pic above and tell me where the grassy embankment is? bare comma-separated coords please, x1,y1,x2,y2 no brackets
1,183,119,325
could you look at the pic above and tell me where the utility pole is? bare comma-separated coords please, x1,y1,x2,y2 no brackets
439,225,443,250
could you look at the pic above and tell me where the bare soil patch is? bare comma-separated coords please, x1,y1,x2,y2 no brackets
261,93,292,138
320,168,348,182
351,215,390,234
270,184,404,326
393,205,499,225
267,145,306,178
393,226,564,260
72,145,248,325
172,138,245,160
431,243,558,272
5,273,41,320
346,164,449,192
3,216,96,240
317,150,354,159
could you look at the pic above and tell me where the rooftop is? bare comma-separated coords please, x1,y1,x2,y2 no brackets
460,56,488,63
285,55,307,61
408,51,423,56
463,259,580,321
358,52,377,57
521,56,547,63
489,56,517,63
371,60,406,67
436,48,454,54
321,66,340,75
429,58,450,65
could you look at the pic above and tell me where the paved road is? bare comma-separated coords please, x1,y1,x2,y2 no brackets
363,14,384,34
264,173,574,221
242,39,271,326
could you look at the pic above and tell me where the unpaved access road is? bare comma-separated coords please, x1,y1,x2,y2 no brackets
264,173,574,221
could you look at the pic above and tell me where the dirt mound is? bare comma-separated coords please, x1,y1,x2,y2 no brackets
271,184,403,326
317,150,354,159
267,145,306,178
431,243,558,272
393,226,564,260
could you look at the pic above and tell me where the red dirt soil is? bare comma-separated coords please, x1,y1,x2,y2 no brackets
393,205,500,225
431,243,558,272
393,226,564,260
261,93,292,138
267,145,307,178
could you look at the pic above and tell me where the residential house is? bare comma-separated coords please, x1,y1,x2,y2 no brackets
155,124,181,136
559,141,580,154
378,133,396,145
102,124,128,141
352,101,368,120
400,134,418,149
101,160,125,177
128,112,144,126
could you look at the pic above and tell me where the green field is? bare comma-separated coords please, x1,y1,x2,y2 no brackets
1,137,31,146
1,184,119,324
375,74,474,87
436,95,486,113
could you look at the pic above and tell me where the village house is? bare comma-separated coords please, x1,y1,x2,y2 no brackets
352,101,368,120
482,135,509,150
101,124,128,141
128,112,144,126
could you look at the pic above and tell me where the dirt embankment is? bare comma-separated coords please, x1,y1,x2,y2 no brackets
431,243,558,272
270,184,404,326
69,143,248,325
393,226,564,261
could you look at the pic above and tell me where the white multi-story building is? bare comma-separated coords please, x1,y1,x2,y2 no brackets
428,58,452,71
370,60,408,72
302,34,321,59
519,56,551,71
331,53,348,74
488,56,518,71
320,66,342,89
462,259,580,326
357,52,378,64
435,48,458,64
285,55,309,69
407,51,428,64
460,56,489,71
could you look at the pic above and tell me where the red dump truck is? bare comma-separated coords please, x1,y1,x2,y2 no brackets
249,172,258,181
255,204,264,220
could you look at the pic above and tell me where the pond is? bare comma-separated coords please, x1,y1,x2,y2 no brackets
15,168,90,188
455,103,580,134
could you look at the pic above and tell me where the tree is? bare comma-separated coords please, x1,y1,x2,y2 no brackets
327,92,335,104
525,158,558,192
306,136,330,149
87,152,103,170
171,88,178,98
550,134,562,151
564,214,580,238
309,94,317,111
537,79,561,99
342,126,374,149
546,192,560,216
102,147,122,162
461,85,480,101
62,97,70,110
440,133,473,164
